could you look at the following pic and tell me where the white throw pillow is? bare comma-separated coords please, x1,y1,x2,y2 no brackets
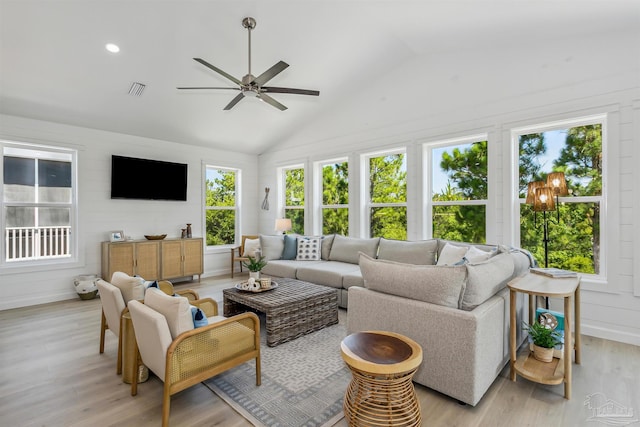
436,243,468,266
296,236,321,261
465,245,494,263
110,271,146,304
144,287,194,339
243,238,261,257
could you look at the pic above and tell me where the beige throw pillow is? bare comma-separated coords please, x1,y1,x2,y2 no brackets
110,271,146,304
144,287,194,339
360,253,467,309
436,243,468,266
243,238,261,257
461,253,515,311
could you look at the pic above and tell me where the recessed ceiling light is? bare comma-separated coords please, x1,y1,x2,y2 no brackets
105,43,120,53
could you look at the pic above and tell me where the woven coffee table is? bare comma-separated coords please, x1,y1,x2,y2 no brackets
223,277,339,347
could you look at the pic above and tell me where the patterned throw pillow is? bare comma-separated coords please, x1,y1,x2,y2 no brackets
296,236,321,261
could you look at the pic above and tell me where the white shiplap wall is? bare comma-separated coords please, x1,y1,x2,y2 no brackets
0,114,258,310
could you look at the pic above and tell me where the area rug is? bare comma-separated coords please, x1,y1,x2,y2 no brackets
203,310,350,427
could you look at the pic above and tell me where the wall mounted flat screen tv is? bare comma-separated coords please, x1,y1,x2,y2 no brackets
111,155,188,201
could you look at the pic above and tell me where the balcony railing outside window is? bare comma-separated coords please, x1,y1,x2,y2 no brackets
5,226,71,261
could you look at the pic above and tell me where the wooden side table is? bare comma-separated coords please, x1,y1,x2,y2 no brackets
508,273,581,399
121,312,149,384
341,331,423,426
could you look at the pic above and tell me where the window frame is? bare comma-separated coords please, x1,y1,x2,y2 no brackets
361,148,407,239
204,164,240,249
511,114,607,280
1,140,78,269
280,164,306,235
314,157,349,236
423,134,489,242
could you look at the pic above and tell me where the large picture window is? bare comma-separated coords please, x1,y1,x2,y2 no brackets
205,166,238,246
516,119,604,275
2,143,75,264
320,159,349,235
283,166,305,234
365,150,406,240
427,137,488,243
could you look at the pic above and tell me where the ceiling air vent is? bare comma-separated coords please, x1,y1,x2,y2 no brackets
128,82,146,96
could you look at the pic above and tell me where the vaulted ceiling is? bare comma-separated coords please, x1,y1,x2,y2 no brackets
1,1,638,154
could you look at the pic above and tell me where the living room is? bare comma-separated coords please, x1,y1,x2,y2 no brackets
1,1,639,426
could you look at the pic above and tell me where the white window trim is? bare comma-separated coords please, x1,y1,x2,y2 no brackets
204,164,240,249
1,140,79,271
423,134,489,241
361,148,407,238
510,114,608,282
313,157,349,235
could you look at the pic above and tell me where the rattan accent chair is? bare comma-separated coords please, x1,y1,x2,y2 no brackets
128,298,261,427
97,275,199,375
230,234,259,278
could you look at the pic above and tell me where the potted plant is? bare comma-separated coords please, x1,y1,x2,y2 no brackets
242,255,267,280
523,321,563,362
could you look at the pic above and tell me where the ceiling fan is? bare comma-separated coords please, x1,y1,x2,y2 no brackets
177,17,320,111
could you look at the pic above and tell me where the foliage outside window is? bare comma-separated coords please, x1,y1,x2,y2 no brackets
367,151,407,240
283,166,304,234
518,122,603,274
2,143,75,263
429,139,488,243
205,166,237,246
321,160,349,235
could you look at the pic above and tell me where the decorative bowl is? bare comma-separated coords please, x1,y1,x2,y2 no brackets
144,234,167,240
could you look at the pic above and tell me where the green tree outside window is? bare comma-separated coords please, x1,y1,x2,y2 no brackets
205,167,236,246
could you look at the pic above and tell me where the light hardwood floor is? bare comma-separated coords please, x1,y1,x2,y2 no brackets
1,275,638,426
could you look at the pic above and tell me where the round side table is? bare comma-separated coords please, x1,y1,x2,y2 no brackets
341,331,423,427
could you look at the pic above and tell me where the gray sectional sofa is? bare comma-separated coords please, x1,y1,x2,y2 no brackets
259,233,533,406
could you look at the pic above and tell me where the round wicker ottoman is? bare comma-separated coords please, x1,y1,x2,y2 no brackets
340,331,423,427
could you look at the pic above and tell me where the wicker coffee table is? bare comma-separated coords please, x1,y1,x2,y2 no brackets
223,277,339,347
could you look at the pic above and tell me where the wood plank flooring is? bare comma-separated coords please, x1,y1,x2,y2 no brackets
1,275,638,426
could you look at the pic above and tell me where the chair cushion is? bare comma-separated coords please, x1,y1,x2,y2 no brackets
110,271,146,303
260,234,284,261
96,279,126,337
127,300,173,381
243,238,261,257
360,253,467,309
377,238,438,265
329,235,380,264
296,236,322,261
144,287,194,338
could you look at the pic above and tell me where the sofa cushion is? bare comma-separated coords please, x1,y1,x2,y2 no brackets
261,260,309,278
377,238,438,265
144,287,194,338
111,271,146,304
461,253,515,311
329,235,380,264
436,243,468,266
296,236,322,261
260,234,284,261
342,269,364,288
281,234,299,260
321,234,335,260
360,253,467,309
296,261,360,288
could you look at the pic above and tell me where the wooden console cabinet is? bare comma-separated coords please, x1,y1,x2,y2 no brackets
102,238,203,282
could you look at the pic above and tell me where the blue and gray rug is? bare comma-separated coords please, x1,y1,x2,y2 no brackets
203,310,350,427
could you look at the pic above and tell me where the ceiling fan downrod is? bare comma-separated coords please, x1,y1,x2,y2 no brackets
242,17,256,81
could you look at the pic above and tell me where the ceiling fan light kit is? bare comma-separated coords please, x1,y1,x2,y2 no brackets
178,17,319,111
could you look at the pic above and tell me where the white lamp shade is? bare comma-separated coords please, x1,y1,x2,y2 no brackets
275,218,292,233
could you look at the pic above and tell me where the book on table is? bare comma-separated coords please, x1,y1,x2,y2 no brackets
530,267,577,278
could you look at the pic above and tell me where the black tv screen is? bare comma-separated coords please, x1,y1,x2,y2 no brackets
111,155,188,201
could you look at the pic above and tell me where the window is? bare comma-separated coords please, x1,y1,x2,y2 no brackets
2,142,76,264
427,137,488,243
205,166,238,246
320,159,349,235
283,166,305,234
516,118,604,275
365,150,407,240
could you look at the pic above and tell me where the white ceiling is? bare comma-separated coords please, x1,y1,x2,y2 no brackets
1,0,639,154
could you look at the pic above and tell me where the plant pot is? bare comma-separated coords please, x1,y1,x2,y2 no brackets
249,271,261,280
533,344,554,362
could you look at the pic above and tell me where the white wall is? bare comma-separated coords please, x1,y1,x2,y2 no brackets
0,114,258,310
257,31,640,345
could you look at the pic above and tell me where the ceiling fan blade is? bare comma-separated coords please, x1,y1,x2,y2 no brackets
259,93,287,111
253,61,289,86
223,93,245,110
193,58,242,86
262,86,320,96
176,87,241,90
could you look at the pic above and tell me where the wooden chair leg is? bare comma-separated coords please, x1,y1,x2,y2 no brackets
100,310,107,354
256,355,261,386
162,384,171,427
